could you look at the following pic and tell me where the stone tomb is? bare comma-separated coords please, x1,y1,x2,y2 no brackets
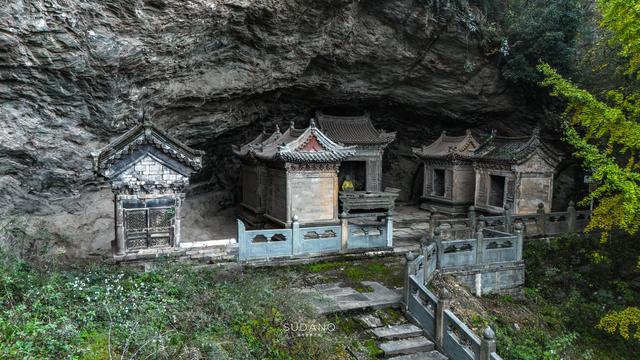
233,119,355,227
315,111,396,192
412,130,479,216
92,113,204,256
472,129,561,215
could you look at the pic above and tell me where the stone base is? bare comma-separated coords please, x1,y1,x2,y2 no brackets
440,260,525,296
109,243,238,268
419,198,470,217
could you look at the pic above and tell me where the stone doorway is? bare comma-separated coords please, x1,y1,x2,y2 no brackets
340,161,366,191
124,207,175,250
489,175,506,208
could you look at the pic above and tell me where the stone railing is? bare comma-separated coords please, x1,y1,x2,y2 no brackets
430,201,590,241
435,225,523,270
403,252,503,360
237,213,393,261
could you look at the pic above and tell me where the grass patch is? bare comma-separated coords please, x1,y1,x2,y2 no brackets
0,258,356,359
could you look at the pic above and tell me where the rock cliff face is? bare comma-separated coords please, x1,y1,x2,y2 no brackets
0,0,569,258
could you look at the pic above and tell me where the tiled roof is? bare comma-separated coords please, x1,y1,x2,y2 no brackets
92,116,204,178
412,130,479,160
315,111,396,145
472,129,561,165
233,119,356,164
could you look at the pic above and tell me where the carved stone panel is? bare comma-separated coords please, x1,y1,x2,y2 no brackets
289,171,337,224
517,177,552,213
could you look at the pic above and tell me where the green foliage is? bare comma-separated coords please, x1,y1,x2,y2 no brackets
0,261,352,359
597,0,640,78
497,327,580,360
517,234,640,358
538,0,640,238
490,0,589,85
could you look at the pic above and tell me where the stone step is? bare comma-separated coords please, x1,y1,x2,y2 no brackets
379,336,434,356
356,314,383,328
388,350,449,360
373,323,423,339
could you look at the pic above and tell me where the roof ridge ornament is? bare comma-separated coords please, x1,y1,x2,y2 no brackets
290,121,295,130
532,127,540,137
309,118,317,128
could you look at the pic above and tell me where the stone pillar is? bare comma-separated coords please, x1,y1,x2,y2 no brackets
174,193,184,248
386,211,394,248
468,206,476,231
537,202,546,236
567,200,576,232
480,327,497,360
114,195,125,256
340,211,349,252
403,251,417,311
291,215,301,255
434,228,443,269
476,225,484,265
515,222,524,261
429,215,436,240
421,236,429,283
435,288,451,349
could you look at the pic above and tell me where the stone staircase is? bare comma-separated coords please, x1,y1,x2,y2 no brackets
374,323,448,359
356,312,449,360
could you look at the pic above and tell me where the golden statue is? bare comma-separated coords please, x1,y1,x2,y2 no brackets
341,176,355,192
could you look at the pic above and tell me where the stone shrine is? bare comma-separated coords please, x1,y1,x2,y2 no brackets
315,111,396,192
92,111,204,256
472,129,561,214
412,130,479,216
233,119,356,227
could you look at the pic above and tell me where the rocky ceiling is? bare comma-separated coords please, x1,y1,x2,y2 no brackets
1,0,568,221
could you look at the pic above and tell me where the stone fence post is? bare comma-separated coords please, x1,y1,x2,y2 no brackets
421,237,431,283
403,251,417,311
468,205,477,231
291,215,301,255
536,202,546,237
434,228,443,269
340,211,349,252
515,222,524,261
429,216,436,240
476,225,484,265
480,327,497,360
503,204,512,233
237,219,247,261
386,211,394,248
435,288,451,349
567,200,576,232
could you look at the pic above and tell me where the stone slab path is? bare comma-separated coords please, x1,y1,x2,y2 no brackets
301,281,402,314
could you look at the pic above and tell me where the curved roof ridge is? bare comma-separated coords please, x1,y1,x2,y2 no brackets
93,120,204,176
412,129,479,160
315,110,396,145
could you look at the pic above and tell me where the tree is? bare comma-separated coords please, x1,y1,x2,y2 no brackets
496,0,588,85
538,0,640,238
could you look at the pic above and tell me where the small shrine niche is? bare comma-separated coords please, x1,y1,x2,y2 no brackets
315,111,396,192
472,129,561,215
233,119,356,227
92,112,204,256
412,130,479,216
